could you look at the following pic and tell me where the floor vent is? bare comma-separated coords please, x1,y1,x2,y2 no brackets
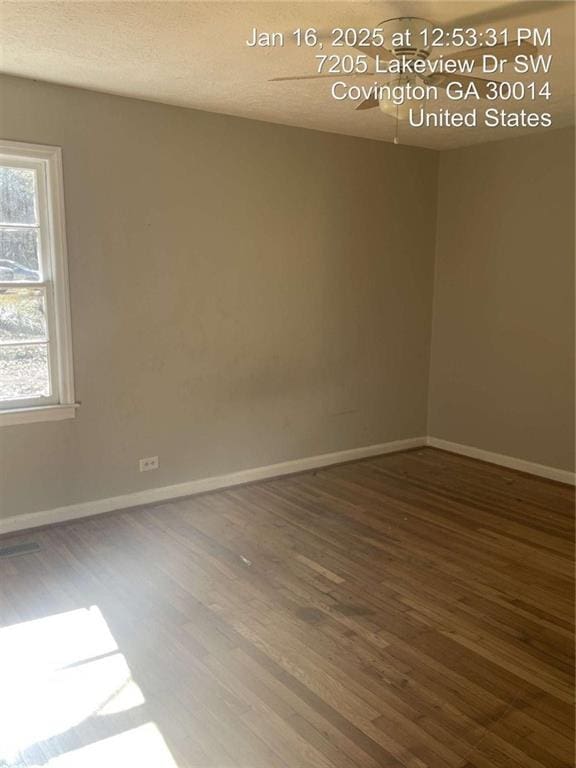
0,542,41,558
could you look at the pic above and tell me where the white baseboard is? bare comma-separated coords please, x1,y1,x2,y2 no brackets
3,435,572,536
0,436,426,536
427,436,575,486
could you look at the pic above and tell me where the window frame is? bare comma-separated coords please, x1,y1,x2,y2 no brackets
0,140,76,426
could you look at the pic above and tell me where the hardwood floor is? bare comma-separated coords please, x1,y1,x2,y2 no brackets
0,447,573,767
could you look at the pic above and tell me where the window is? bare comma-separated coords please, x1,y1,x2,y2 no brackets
0,140,76,425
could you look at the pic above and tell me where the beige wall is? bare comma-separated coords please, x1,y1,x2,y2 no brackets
429,128,575,471
0,74,438,519
1,76,573,522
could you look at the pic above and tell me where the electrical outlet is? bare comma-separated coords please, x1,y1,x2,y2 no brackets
139,456,159,472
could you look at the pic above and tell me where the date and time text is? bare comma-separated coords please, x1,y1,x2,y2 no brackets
246,25,554,129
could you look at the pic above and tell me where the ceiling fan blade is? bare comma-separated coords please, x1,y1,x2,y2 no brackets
424,74,501,99
355,96,379,111
443,39,537,66
270,73,378,82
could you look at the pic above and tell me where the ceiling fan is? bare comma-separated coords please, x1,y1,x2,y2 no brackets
270,17,538,119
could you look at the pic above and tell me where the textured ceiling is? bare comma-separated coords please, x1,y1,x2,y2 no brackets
0,1,574,149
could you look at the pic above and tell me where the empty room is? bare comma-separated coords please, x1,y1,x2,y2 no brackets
0,2,574,767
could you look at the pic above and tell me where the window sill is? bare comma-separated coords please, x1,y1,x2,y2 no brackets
0,404,79,427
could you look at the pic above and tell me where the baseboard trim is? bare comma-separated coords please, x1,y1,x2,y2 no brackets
427,437,575,486
3,435,572,535
0,436,426,535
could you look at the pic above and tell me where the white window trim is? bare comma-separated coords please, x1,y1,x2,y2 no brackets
0,140,77,426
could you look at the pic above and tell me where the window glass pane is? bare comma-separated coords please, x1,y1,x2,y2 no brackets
0,288,48,342
0,343,50,401
0,166,37,225
0,227,40,280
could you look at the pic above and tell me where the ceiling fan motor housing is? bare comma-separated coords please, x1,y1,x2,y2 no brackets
380,17,436,60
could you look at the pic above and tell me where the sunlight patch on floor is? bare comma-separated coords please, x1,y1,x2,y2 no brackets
40,723,179,768
0,606,149,765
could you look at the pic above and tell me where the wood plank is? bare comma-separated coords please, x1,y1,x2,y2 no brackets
0,447,573,767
